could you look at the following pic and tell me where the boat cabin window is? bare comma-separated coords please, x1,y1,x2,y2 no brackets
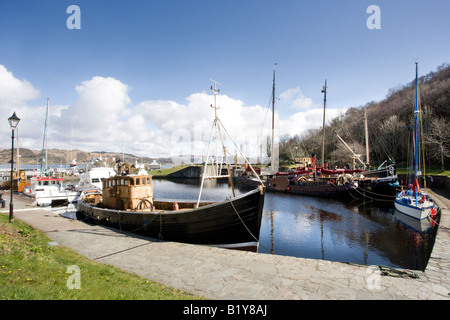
92,178,100,183
135,178,140,185
146,177,151,184
43,181,49,186
130,178,134,186
124,179,129,186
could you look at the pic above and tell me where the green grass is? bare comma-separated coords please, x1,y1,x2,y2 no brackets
148,165,192,176
0,213,202,300
396,168,450,176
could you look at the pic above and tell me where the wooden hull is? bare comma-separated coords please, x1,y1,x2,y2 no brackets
239,175,356,199
76,187,265,246
283,182,357,198
267,176,356,199
353,176,399,200
237,175,265,190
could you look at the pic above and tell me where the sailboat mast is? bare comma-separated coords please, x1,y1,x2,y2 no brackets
40,98,49,175
321,79,327,168
271,63,277,171
364,107,370,168
413,63,420,181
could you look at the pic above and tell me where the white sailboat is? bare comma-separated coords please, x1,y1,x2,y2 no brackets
394,63,437,220
23,98,79,206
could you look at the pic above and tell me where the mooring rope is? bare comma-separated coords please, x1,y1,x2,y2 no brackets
228,198,272,254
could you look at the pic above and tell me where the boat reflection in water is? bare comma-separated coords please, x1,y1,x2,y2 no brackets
257,192,438,271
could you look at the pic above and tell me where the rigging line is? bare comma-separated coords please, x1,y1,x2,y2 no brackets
418,82,427,187
228,197,271,254
218,118,264,185
127,211,161,234
352,186,396,201
368,120,392,164
344,183,359,200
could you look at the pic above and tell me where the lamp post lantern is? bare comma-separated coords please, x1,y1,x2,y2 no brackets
8,112,20,223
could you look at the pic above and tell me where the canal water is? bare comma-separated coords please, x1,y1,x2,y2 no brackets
57,178,439,271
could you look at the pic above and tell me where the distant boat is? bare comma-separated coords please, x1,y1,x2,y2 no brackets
23,176,79,206
148,159,161,170
75,166,116,193
394,63,437,220
22,98,79,206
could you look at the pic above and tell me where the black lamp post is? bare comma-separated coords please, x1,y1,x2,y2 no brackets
8,112,20,223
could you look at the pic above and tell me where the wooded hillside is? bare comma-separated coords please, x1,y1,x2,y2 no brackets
278,63,450,170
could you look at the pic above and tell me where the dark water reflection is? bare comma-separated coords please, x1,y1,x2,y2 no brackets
63,178,437,271
258,192,438,271
152,178,438,270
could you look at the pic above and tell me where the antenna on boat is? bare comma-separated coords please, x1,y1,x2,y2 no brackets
321,79,327,170
196,80,263,207
209,78,221,119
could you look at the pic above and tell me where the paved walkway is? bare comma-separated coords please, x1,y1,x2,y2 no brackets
2,191,449,300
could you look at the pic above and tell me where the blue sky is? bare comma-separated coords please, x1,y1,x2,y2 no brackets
0,0,449,159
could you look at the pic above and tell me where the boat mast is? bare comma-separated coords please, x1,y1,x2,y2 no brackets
364,107,370,169
271,63,277,172
197,80,263,207
413,62,421,192
321,80,327,169
40,98,49,176
197,80,235,206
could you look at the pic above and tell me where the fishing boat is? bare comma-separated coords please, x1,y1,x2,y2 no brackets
76,174,264,248
394,63,437,220
78,80,265,249
265,154,358,198
23,176,79,206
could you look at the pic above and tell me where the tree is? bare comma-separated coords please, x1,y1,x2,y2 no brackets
425,117,450,170
377,115,407,162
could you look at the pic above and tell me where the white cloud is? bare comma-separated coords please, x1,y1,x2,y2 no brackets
277,87,347,138
135,92,270,158
279,108,346,138
0,65,346,160
279,86,316,110
0,65,40,106
0,65,43,149
53,76,132,151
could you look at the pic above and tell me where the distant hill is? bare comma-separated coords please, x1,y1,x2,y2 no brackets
0,148,171,166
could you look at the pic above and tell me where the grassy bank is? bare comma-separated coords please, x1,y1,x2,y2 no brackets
148,165,191,176
0,213,202,300
395,168,450,176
